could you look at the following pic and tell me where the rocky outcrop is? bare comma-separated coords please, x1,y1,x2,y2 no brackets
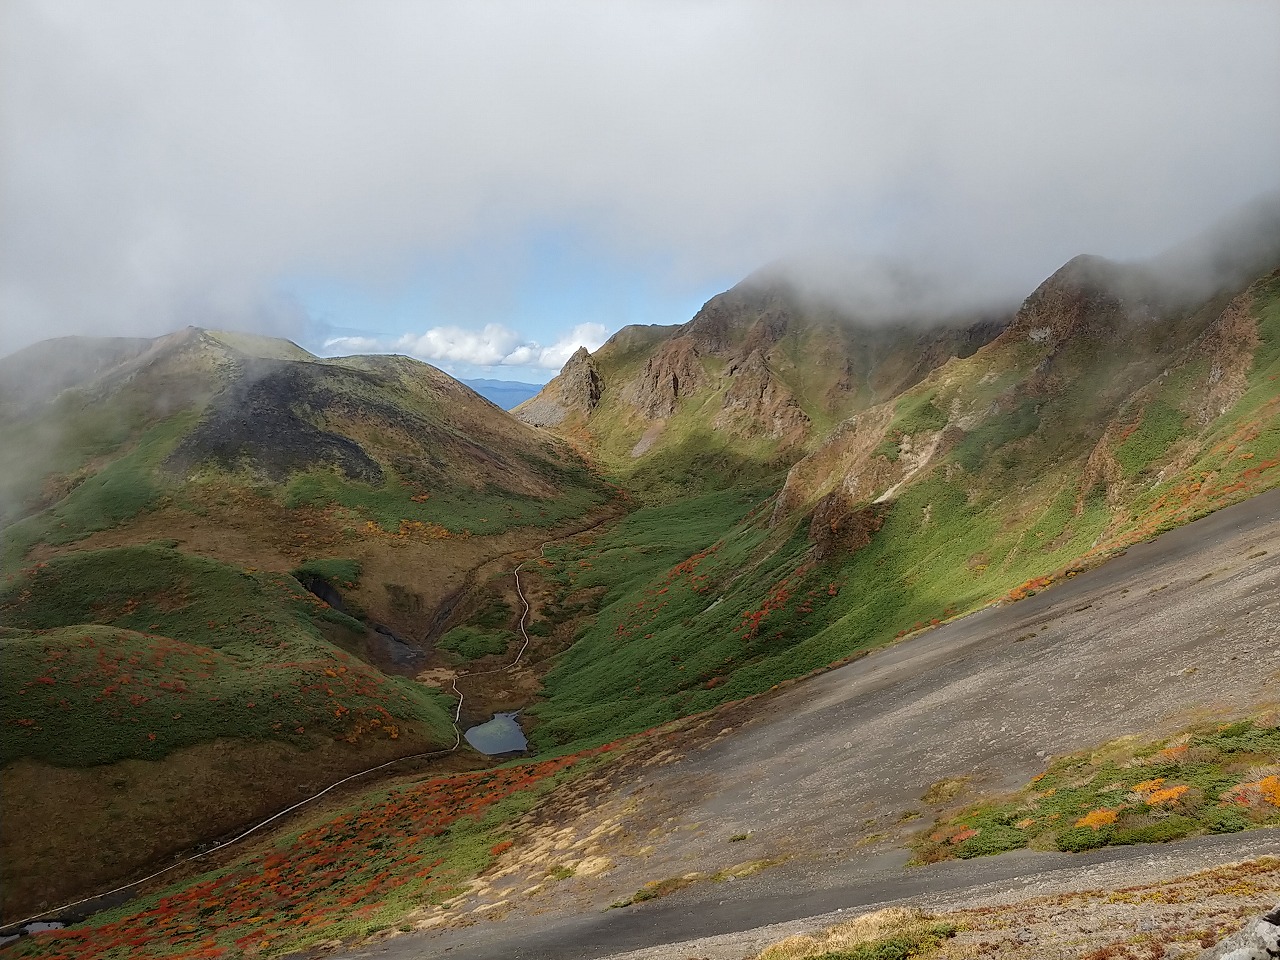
1197,903,1280,959
807,493,884,561
1000,255,1153,349
1193,279,1267,425
714,349,809,441
518,272,1007,472
513,346,603,427
622,337,705,418
772,405,897,521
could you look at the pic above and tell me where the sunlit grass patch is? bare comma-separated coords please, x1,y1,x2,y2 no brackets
282,468,607,537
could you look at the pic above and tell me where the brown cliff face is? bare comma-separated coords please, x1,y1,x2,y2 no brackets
1001,255,1145,347
514,271,1009,472
512,346,603,427
714,349,810,441
1192,279,1267,425
622,337,705,419
807,493,885,562
772,404,899,522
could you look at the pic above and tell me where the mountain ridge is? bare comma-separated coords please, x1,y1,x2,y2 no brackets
6,201,1280,951
514,277,1009,492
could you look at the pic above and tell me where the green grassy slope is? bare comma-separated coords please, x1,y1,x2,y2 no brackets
529,266,1280,752
0,545,455,766
914,715,1280,862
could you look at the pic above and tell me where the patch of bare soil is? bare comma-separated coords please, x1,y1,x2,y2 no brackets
630,421,666,458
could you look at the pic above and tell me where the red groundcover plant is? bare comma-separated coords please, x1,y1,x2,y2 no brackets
14,745,617,960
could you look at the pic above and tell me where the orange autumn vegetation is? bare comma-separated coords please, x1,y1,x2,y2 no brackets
1075,808,1118,829
15,743,619,960
1145,785,1190,806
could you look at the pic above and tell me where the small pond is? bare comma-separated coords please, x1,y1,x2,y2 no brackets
464,712,528,755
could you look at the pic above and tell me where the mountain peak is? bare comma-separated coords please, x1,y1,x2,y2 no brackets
1000,254,1152,349
513,342,603,428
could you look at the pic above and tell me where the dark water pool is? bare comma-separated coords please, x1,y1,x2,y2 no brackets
464,712,528,754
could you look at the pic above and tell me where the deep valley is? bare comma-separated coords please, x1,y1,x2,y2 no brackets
3,206,1280,960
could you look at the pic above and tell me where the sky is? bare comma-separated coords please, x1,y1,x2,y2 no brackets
2,2,1279,384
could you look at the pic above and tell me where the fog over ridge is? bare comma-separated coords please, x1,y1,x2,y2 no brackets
2,0,1278,358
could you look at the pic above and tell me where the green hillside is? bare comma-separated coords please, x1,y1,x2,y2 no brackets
1,544,456,767
525,261,1280,750
0,326,615,920
6,219,1280,952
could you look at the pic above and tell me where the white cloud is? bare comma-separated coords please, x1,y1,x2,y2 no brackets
503,323,610,369
323,335,381,352
2,1,1278,353
395,324,522,366
389,321,609,370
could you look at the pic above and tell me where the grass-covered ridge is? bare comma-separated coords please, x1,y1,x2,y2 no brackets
1,413,199,571
0,545,455,766
913,716,1280,863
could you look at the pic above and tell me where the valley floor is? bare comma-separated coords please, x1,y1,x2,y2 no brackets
344,486,1280,959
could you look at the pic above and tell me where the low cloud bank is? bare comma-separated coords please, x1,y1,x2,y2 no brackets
324,322,610,371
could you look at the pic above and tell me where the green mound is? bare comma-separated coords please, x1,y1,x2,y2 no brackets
437,626,514,659
0,545,455,766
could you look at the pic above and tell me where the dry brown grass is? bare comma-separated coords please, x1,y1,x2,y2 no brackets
754,907,939,960
0,732,478,921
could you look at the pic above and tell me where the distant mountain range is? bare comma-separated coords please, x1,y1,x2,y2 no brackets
461,377,543,409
